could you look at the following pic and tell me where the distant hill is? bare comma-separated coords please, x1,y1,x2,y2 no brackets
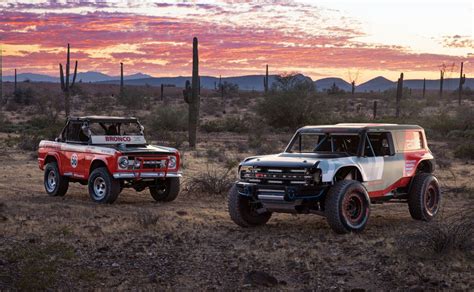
2,71,152,83
315,78,352,92
3,71,473,92
99,75,280,91
356,76,395,92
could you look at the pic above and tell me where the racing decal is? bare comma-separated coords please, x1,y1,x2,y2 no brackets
90,135,146,145
71,153,78,168
404,159,417,176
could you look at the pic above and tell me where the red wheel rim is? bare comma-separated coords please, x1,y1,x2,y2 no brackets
342,192,365,225
424,183,439,216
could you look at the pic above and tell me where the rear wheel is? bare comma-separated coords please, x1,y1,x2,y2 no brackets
228,184,272,227
88,167,120,204
325,180,370,234
149,177,180,202
44,162,69,197
408,173,441,221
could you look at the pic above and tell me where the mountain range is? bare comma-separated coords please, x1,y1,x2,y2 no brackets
2,71,472,92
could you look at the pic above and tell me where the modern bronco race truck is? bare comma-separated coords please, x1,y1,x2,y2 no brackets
38,116,181,204
228,123,440,234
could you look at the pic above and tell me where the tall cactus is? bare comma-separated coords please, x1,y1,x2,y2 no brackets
120,62,124,94
439,70,444,97
263,64,269,93
395,72,403,118
14,68,17,93
59,43,78,117
182,37,200,148
351,81,355,97
160,84,164,101
422,78,426,98
458,62,465,105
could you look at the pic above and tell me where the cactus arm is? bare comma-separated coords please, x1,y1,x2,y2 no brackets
71,60,78,88
59,63,65,91
65,43,70,90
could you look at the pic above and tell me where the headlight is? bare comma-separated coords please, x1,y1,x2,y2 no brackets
134,160,141,168
118,157,129,169
168,156,177,169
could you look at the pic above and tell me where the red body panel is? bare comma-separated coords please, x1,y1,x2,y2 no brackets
38,141,180,181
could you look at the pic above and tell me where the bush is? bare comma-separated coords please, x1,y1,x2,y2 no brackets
117,87,147,109
454,143,474,159
146,104,188,134
413,209,474,254
186,165,234,196
200,116,249,133
137,211,160,229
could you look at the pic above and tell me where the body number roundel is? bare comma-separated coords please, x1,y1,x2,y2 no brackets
71,153,78,168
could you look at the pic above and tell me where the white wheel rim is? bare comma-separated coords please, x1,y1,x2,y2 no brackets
46,170,57,192
93,177,107,199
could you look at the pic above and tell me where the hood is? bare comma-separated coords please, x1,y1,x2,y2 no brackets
105,144,177,155
241,152,348,168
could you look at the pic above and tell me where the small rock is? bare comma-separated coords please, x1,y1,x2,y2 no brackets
244,271,278,287
111,262,120,267
176,211,188,216
97,246,110,253
333,268,349,276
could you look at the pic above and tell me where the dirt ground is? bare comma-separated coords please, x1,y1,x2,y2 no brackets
0,143,473,290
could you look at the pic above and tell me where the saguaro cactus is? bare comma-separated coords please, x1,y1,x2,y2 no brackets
14,69,17,93
351,81,355,97
59,43,78,117
263,64,269,93
160,84,164,101
439,70,444,97
182,37,200,148
373,100,377,119
395,73,403,118
422,78,426,98
120,62,124,94
458,62,466,105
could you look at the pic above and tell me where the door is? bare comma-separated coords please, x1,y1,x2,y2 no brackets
63,121,88,178
357,132,404,195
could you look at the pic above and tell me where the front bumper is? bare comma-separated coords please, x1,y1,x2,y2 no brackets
236,181,327,202
113,171,182,179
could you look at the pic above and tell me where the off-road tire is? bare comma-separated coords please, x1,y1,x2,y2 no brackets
44,162,69,197
228,184,272,227
325,180,370,234
88,167,120,204
149,178,180,202
408,173,441,221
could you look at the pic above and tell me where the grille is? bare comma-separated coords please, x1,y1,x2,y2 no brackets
240,167,310,186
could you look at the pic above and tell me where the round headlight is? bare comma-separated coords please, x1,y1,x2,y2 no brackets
168,156,176,169
118,157,129,169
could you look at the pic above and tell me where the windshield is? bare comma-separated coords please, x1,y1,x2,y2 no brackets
287,133,360,156
88,122,144,136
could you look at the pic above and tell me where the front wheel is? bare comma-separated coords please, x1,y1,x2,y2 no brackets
408,173,441,221
325,180,370,234
88,167,120,204
149,177,180,202
228,184,272,227
44,162,69,197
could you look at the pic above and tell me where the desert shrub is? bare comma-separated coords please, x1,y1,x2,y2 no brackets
17,134,42,151
146,104,188,135
258,73,317,129
454,143,474,159
186,165,234,196
411,209,474,254
117,86,147,109
13,87,35,105
200,116,249,133
425,107,473,136
137,211,160,228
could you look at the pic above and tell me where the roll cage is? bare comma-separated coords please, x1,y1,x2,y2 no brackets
285,129,396,157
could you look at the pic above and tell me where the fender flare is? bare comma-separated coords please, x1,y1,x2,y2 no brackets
44,152,62,173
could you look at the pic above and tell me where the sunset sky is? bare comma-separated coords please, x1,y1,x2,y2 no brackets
1,0,472,82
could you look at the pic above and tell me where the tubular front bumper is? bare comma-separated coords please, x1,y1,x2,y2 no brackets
113,171,182,179
236,181,327,202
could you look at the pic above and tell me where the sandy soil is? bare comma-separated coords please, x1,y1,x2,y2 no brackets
0,145,473,290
